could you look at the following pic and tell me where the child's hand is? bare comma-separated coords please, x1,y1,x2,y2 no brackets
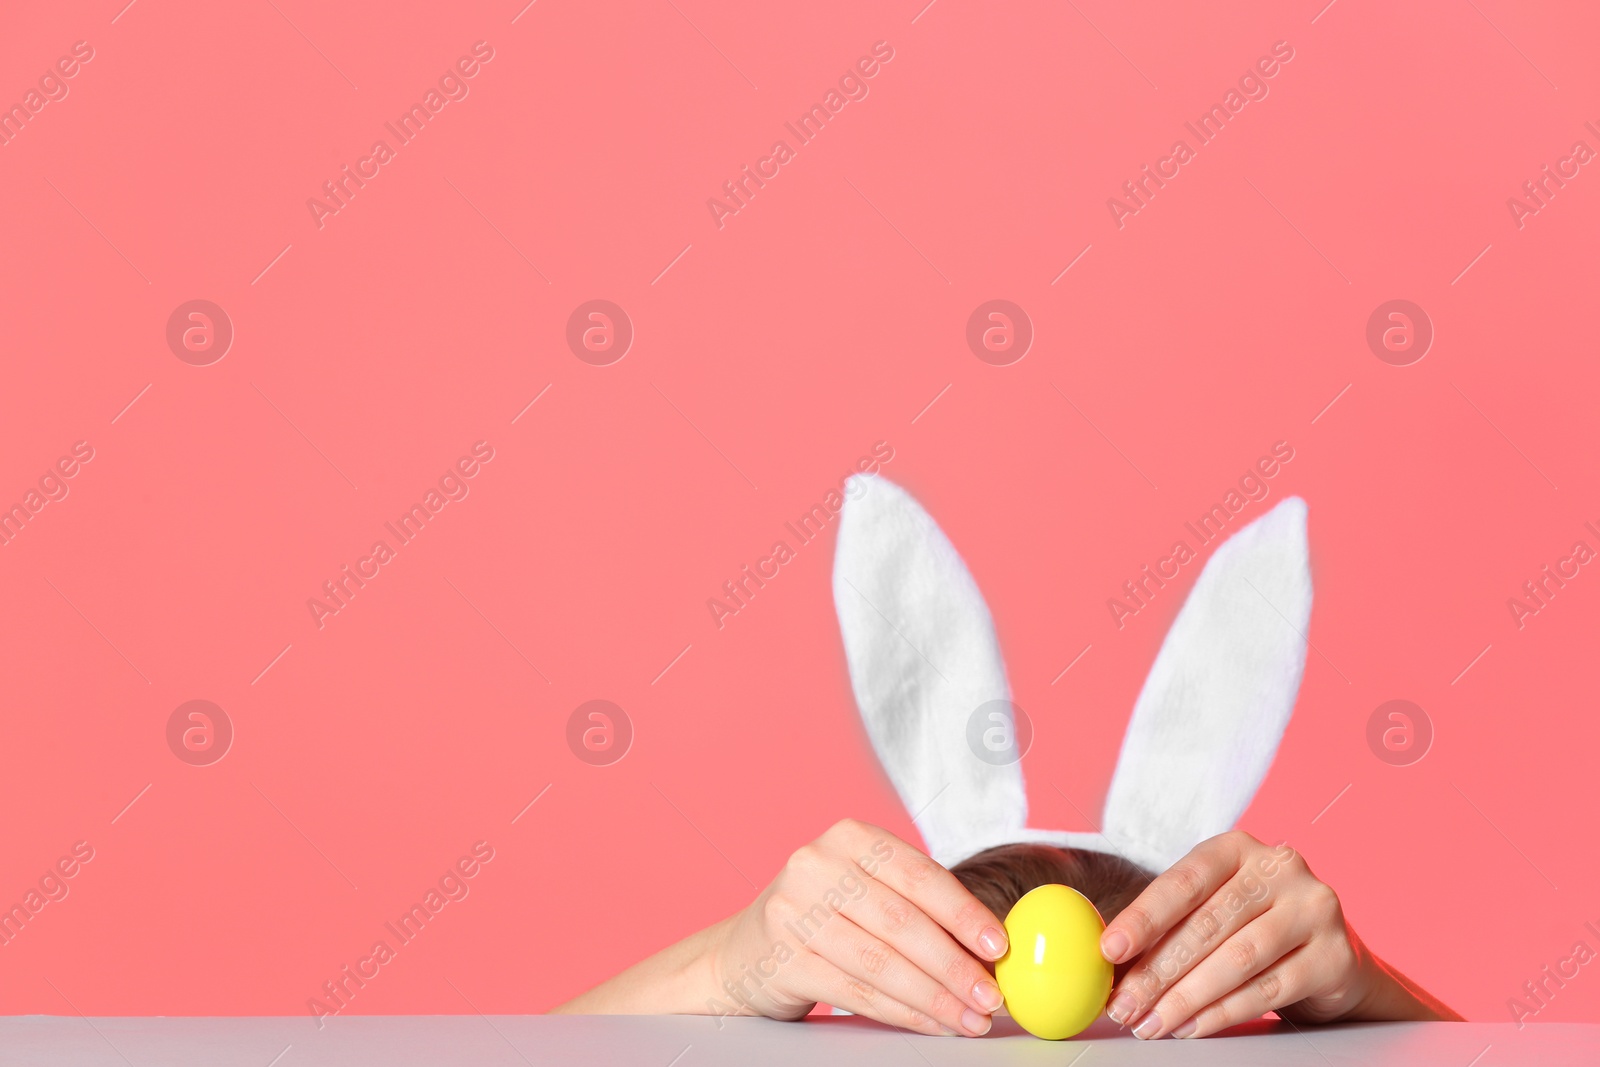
708,818,1009,1036
1098,831,1454,1039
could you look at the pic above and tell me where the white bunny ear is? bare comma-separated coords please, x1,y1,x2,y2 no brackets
833,475,1025,867
1098,496,1313,873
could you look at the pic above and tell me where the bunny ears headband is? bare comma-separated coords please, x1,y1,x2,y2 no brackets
831,476,1312,875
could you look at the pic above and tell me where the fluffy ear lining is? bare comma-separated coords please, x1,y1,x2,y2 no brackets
832,479,1312,876
833,476,1028,867
1098,496,1312,874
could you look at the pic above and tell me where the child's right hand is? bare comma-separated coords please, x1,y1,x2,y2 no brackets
706,818,1009,1036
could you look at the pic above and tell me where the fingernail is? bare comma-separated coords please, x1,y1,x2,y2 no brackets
961,1009,992,1036
939,1026,959,1037
978,926,1008,959
1172,1019,1197,1039
1101,929,1131,964
973,980,1004,1013
1106,991,1138,1025
1132,1013,1163,1040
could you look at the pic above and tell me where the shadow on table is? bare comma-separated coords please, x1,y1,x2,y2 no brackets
805,1010,1424,1042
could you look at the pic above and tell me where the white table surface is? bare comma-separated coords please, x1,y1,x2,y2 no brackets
3,1014,1594,1065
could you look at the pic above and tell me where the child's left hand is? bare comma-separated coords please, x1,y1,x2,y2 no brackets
1098,830,1458,1039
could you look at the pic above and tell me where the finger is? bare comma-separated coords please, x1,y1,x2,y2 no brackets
1100,833,1249,967
805,912,992,1036
841,874,1005,1017
1125,907,1307,1040
1164,945,1322,1040
789,954,955,1037
856,825,1008,961
1106,858,1282,1024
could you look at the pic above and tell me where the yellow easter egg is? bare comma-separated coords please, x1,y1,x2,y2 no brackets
994,884,1113,1040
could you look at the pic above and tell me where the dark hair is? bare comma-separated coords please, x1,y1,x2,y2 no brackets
950,843,1154,923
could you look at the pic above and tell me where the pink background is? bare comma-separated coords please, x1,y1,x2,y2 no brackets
1,0,1596,1030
